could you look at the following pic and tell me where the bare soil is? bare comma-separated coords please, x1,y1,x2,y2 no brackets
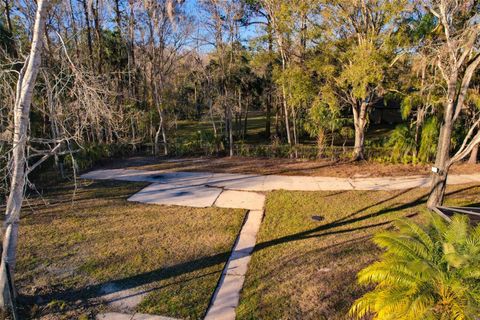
98,156,480,178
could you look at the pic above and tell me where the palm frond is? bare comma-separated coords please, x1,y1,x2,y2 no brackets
351,214,480,320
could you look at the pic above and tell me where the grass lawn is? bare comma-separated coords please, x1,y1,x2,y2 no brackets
236,184,480,320
16,180,245,319
173,113,268,144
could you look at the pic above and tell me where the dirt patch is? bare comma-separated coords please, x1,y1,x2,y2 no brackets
98,156,480,178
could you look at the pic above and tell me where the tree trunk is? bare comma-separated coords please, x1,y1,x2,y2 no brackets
279,52,291,145
154,117,167,156
427,121,453,208
265,93,271,140
160,112,167,156
0,0,48,309
353,125,365,160
228,103,233,157
3,0,13,33
91,0,103,73
154,124,161,156
208,98,217,137
468,143,478,164
352,101,367,160
237,88,242,138
127,0,135,94
265,25,273,140
243,99,248,139
67,0,80,59
317,129,325,158
113,0,122,35
80,0,94,69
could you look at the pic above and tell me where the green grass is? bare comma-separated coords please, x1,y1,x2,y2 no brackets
17,180,246,319
173,114,268,144
236,184,480,320
172,115,396,146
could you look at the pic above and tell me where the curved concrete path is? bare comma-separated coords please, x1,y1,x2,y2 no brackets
81,169,480,320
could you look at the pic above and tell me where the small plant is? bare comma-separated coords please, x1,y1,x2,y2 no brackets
350,214,480,320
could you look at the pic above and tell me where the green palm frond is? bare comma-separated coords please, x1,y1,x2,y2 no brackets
350,214,480,319
373,231,431,260
357,261,425,286
443,215,469,246
394,219,435,251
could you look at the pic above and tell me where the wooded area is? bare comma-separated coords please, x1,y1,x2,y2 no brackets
0,0,480,315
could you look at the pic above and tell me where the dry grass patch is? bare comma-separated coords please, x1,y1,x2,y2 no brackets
236,184,480,320
16,180,245,319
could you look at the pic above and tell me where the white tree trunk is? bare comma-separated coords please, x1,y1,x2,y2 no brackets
468,142,478,164
0,0,48,310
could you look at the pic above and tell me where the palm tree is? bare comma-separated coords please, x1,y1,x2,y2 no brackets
350,214,480,320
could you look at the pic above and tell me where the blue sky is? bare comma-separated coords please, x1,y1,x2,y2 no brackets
182,0,264,52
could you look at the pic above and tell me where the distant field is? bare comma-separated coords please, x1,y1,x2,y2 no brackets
171,113,397,147
172,112,268,144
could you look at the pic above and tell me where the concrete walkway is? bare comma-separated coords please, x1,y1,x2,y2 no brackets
82,170,268,320
204,210,264,320
97,313,179,320
81,169,480,320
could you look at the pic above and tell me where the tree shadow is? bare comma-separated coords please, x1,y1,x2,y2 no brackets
333,188,416,223
24,190,424,309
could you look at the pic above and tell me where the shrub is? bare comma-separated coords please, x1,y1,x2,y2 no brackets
350,214,480,320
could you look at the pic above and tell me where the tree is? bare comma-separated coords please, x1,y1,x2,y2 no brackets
259,0,295,145
0,0,49,309
423,1,480,208
200,0,246,156
350,214,480,319
319,0,406,160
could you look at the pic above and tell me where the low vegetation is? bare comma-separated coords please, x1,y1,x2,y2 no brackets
350,214,480,319
236,185,480,320
16,180,245,319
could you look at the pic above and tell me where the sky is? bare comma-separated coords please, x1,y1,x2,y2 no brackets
182,0,264,53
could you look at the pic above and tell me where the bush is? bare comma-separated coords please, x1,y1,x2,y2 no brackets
169,131,222,156
350,213,480,319
64,143,140,172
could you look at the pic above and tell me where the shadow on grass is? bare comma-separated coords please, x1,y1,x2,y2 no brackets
25,250,232,306
24,185,478,310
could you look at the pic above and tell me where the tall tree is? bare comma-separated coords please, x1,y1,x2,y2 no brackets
319,0,406,160
425,0,480,207
0,0,49,309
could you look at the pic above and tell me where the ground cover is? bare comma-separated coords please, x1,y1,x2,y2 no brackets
236,184,480,320
16,180,245,319
173,114,395,146
111,156,480,178
173,113,268,144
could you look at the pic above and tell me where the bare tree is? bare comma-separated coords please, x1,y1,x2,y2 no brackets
425,1,480,207
0,0,49,309
260,0,293,145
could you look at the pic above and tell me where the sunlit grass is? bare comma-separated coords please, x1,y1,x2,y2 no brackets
17,180,245,319
237,184,480,320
